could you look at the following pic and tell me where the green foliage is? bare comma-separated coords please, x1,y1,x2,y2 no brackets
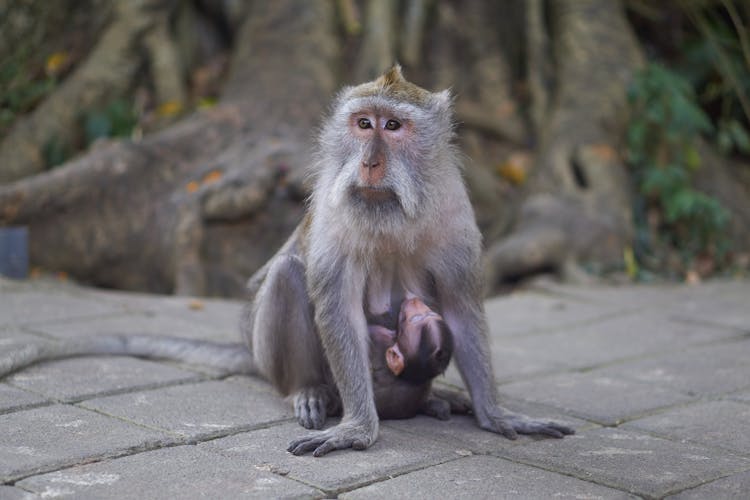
83,99,138,146
627,63,731,276
43,136,70,169
0,50,57,135
678,1,750,156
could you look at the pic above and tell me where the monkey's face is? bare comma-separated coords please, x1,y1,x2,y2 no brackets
317,66,455,234
389,297,453,384
324,98,430,222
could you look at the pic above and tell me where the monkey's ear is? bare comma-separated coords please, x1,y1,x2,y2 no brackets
432,89,453,113
385,345,405,376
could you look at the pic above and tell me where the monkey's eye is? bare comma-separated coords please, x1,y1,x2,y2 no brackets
385,119,401,131
358,118,372,129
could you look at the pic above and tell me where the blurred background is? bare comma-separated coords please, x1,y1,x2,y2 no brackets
0,0,748,297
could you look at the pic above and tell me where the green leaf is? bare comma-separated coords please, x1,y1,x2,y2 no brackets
84,111,112,144
684,145,701,170
728,119,750,153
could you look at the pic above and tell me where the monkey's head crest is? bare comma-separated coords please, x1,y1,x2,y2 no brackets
347,64,448,109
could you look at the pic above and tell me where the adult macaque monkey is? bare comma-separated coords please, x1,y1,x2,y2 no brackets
246,65,573,456
0,66,573,456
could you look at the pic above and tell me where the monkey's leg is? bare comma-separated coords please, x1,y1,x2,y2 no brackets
419,387,473,420
419,398,451,420
433,243,574,439
287,257,379,457
443,296,575,439
250,254,340,430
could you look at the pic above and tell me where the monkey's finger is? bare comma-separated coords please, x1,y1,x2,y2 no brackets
549,422,575,435
514,419,575,438
312,440,338,457
491,419,519,440
534,427,564,439
311,436,367,457
309,397,326,429
287,435,325,455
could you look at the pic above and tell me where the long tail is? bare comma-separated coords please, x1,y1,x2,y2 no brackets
0,334,256,379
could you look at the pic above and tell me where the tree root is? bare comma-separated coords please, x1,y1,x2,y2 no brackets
0,0,159,183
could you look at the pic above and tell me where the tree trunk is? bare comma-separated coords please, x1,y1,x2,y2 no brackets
1,0,747,296
484,0,644,287
1,0,337,296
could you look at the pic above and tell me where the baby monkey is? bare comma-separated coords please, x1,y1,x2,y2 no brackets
368,296,470,421
370,296,452,382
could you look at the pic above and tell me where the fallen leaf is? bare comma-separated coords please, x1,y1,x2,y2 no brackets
202,170,223,185
186,181,200,193
685,270,701,285
188,299,204,310
497,151,531,185
589,143,617,162
46,52,69,76
157,100,183,118
623,246,638,280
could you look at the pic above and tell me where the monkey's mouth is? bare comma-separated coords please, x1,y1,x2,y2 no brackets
350,186,398,203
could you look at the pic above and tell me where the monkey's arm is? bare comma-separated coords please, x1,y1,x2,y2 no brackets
434,244,574,439
287,254,379,457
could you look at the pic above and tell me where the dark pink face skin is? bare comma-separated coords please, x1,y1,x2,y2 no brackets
367,297,447,377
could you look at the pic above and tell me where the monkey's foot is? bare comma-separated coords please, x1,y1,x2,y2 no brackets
292,386,340,430
420,388,473,420
287,420,377,457
477,406,575,439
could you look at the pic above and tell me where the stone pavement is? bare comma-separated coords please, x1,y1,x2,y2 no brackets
1,276,749,499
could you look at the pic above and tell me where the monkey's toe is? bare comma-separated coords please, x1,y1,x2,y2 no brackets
293,387,330,429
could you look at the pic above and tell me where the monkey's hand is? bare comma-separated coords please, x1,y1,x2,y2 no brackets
287,419,378,457
475,406,575,439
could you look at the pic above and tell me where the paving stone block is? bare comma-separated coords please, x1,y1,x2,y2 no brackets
624,400,750,456
444,312,732,386
200,421,461,494
17,444,320,499
0,330,42,343
80,378,291,440
0,292,123,328
483,292,625,337
0,383,48,414
499,370,695,425
29,311,239,343
497,427,750,498
341,454,635,499
666,291,750,331
91,288,244,319
528,282,684,309
6,357,203,402
484,313,738,383
0,405,167,482
729,390,750,404
0,485,36,499
669,469,750,499
594,339,750,397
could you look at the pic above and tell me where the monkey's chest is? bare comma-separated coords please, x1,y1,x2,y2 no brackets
363,262,433,329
